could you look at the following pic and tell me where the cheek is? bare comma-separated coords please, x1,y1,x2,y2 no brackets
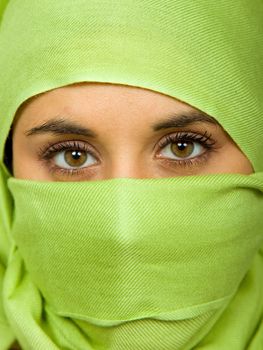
12,143,33,179
233,152,254,174
13,151,52,180
210,144,253,175
12,134,24,178
12,132,48,180
226,141,254,174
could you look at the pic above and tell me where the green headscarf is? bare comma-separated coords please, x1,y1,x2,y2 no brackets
0,1,263,349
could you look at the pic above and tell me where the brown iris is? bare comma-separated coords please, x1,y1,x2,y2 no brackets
64,150,88,167
171,142,194,158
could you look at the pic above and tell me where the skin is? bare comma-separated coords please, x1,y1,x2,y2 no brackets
12,83,253,181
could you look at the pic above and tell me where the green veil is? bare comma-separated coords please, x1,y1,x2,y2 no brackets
0,1,263,349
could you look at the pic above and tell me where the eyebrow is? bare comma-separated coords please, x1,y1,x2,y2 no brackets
25,110,217,137
152,111,218,131
25,118,97,138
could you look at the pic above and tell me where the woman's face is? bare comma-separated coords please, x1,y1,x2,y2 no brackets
12,83,253,181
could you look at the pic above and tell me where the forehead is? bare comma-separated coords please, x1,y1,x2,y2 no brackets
13,83,199,127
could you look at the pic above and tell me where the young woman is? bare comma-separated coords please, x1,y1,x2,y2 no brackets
0,1,262,349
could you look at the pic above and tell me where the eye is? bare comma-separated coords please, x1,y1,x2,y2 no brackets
160,140,204,160
54,149,97,169
156,131,216,163
38,140,99,173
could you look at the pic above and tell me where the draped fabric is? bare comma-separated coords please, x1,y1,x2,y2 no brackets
0,1,262,349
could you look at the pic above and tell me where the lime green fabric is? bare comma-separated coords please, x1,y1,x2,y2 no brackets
0,1,262,349
4,175,263,349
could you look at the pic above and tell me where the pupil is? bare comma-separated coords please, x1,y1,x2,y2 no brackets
71,151,82,160
177,142,187,150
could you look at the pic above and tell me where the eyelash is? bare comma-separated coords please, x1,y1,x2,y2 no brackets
38,131,216,176
38,140,98,177
156,131,216,168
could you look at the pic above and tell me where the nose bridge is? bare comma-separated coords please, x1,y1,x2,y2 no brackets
105,150,148,179
107,156,143,179
101,125,151,179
